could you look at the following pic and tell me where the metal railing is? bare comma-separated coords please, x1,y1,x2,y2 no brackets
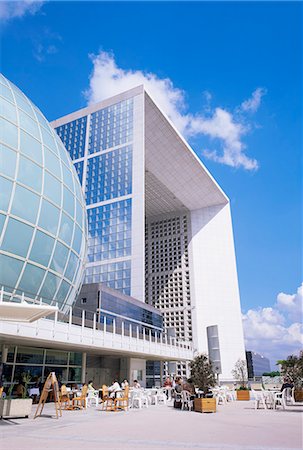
0,287,193,352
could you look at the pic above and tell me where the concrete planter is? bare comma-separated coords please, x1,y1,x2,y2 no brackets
0,398,33,418
236,390,250,401
194,397,216,413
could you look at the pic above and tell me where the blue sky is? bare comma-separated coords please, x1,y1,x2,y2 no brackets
0,1,302,365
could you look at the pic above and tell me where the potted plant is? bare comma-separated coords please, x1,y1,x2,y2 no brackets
232,359,250,400
277,351,303,402
190,353,217,412
0,372,33,419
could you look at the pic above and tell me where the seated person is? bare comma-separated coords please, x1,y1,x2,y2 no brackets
174,377,182,393
163,377,173,388
280,378,294,392
108,379,121,398
87,380,96,391
121,379,129,389
15,380,25,398
132,379,141,389
182,378,195,395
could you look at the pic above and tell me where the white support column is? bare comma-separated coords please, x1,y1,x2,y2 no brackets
81,310,85,341
103,316,106,333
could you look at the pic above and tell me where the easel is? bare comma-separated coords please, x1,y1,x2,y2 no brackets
34,372,62,419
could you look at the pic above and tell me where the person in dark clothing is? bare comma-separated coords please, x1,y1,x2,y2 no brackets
281,378,293,392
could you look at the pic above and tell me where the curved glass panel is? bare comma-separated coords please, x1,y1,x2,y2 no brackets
0,75,87,312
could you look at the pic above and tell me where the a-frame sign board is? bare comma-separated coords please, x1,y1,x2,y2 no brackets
34,372,62,419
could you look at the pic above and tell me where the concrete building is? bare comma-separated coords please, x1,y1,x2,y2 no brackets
52,85,246,380
0,75,191,389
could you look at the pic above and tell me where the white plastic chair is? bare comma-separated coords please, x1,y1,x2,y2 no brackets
87,390,99,407
252,389,267,410
156,388,167,405
131,391,149,409
181,390,193,411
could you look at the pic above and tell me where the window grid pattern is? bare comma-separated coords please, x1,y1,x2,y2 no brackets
1,345,82,384
88,99,133,154
85,145,132,204
74,161,84,185
55,116,87,161
145,214,191,378
54,100,134,296
85,260,131,296
87,199,131,262
0,74,87,312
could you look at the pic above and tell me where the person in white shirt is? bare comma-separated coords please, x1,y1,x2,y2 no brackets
133,380,141,389
108,380,121,398
121,379,129,389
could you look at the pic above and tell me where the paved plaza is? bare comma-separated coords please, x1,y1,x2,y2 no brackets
0,400,302,450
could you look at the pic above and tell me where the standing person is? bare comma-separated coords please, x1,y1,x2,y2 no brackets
133,379,141,389
108,379,121,398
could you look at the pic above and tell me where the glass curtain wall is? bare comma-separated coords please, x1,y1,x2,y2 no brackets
0,346,82,385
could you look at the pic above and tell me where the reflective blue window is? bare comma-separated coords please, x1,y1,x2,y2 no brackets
19,130,43,164
38,199,60,236
87,199,131,263
50,241,69,274
41,127,57,153
55,116,87,161
11,185,40,224
85,260,131,296
0,144,17,179
19,110,39,139
85,145,132,204
59,212,74,246
44,172,62,206
88,99,133,154
63,186,75,218
64,251,78,282
39,271,61,301
0,213,5,235
1,218,33,258
18,156,42,192
18,263,45,296
0,176,13,211
56,280,71,302
0,117,18,149
73,161,84,184
0,253,23,291
0,83,14,102
0,97,17,123
44,146,61,175
30,230,55,267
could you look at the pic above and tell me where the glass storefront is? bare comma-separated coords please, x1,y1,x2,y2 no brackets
0,346,82,385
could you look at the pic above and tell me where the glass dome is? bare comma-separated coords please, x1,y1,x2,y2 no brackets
0,74,87,312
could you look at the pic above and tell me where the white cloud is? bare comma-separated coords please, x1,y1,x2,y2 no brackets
85,51,188,134
189,108,258,170
0,1,44,21
85,51,263,171
277,283,303,323
243,284,303,367
241,87,267,113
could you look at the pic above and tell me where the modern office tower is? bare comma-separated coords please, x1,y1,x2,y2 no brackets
52,85,246,380
246,351,271,378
